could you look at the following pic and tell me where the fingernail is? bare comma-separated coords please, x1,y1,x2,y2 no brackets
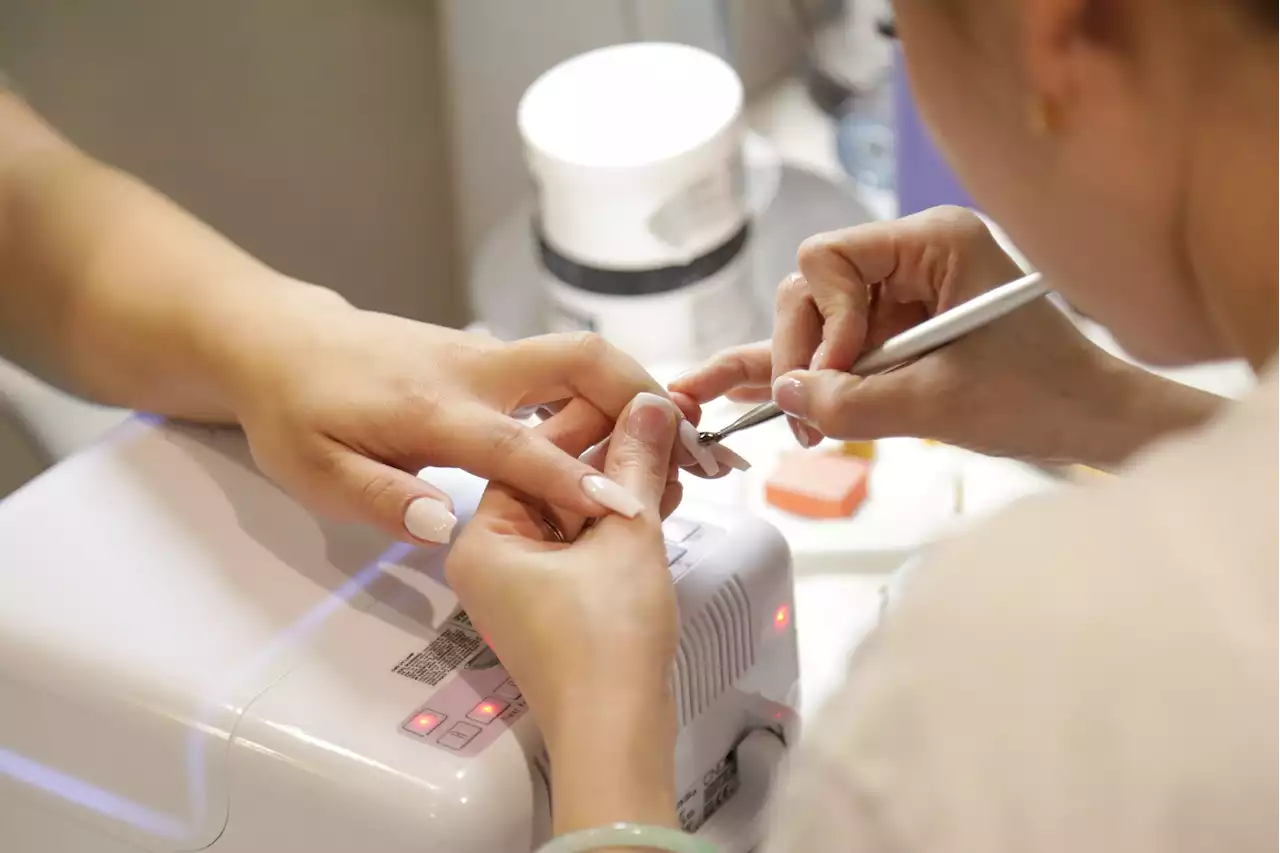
404,497,457,544
773,376,808,419
710,443,751,471
789,418,813,449
581,474,645,519
810,343,828,370
678,420,719,476
580,438,609,469
626,392,676,443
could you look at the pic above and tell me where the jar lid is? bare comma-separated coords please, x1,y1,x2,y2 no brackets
518,42,743,174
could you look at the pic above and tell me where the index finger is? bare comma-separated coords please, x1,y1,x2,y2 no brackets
461,398,611,546
668,341,772,403
795,226,893,371
490,332,666,418
798,212,977,371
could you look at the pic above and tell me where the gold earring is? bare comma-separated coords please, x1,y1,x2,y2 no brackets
1028,95,1058,137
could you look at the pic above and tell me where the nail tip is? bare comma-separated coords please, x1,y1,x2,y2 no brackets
678,420,719,475
710,444,752,472
581,474,645,518
404,498,458,545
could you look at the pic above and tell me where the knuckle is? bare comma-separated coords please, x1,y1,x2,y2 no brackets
796,232,834,269
487,421,533,465
565,330,610,363
809,381,864,438
408,389,446,423
775,271,810,307
929,204,988,240
359,471,403,515
724,347,761,380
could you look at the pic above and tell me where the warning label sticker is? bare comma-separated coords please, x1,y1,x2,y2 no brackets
701,752,740,824
677,749,740,833
392,626,483,687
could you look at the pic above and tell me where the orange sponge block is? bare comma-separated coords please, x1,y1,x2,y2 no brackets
765,451,870,519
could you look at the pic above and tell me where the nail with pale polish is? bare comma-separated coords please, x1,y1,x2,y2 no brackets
677,420,719,476
626,392,677,442
404,497,457,544
710,443,752,472
581,474,645,518
772,376,808,419
789,418,813,449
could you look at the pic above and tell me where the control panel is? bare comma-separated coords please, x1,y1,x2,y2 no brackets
396,518,724,756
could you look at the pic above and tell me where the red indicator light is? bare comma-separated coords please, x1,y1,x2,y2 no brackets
403,709,446,736
467,696,510,724
773,604,791,631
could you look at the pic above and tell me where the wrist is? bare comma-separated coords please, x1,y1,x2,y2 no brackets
194,274,352,422
542,680,676,755
1075,355,1223,469
541,684,679,835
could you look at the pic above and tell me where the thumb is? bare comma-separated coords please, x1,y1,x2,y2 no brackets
773,368,921,441
326,451,459,545
598,392,681,521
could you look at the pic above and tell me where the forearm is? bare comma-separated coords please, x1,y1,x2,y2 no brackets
1070,355,1226,470
0,93,343,420
542,684,679,852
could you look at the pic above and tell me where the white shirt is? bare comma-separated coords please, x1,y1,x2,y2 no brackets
765,366,1278,852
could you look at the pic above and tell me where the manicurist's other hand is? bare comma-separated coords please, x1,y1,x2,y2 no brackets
445,394,683,834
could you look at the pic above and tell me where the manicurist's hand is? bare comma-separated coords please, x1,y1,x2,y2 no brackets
446,393,683,834
673,206,1222,468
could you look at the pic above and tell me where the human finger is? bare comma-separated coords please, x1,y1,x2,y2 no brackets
772,367,927,441
597,392,681,521
771,274,826,448
668,341,773,403
793,225,894,371
493,332,665,419
308,446,460,545
658,481,683,519
420,399,635,519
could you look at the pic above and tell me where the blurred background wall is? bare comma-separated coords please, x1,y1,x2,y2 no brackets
0,0,464,324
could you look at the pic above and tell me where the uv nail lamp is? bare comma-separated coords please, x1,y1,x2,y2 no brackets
0,418,800,853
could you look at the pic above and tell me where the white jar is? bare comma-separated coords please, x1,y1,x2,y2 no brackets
518,42,758,365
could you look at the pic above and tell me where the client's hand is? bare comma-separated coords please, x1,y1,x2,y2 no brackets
446,393,682,833
674,206,1207,468
218,290,711,546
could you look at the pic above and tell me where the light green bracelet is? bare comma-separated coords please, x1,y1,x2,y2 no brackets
534,823,720,853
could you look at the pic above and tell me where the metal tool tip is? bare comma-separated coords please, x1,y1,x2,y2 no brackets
696,431,721,445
